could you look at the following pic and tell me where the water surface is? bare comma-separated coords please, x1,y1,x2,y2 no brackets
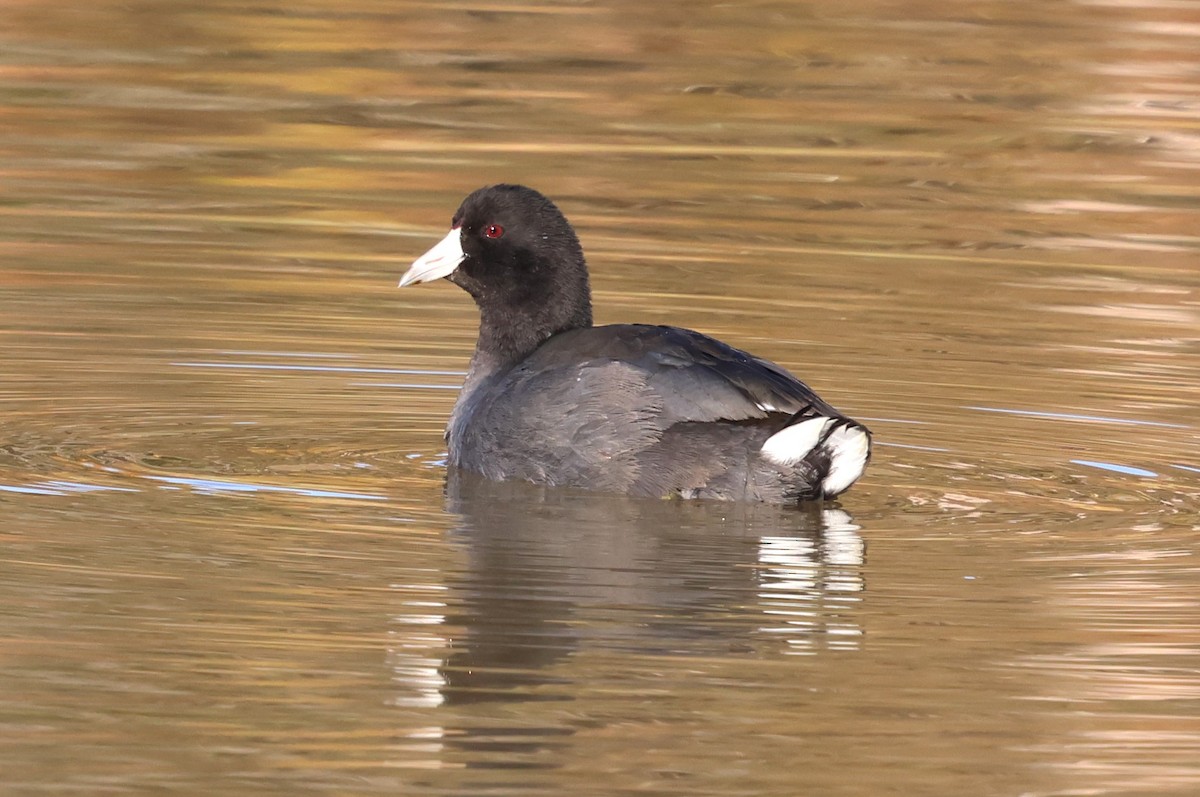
2,1,1198,795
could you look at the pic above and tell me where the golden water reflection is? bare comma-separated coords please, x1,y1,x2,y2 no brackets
2,0,1198,794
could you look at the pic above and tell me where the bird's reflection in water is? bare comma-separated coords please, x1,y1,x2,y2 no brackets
387,472,866,767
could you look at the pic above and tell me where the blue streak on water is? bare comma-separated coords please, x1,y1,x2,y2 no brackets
0,484,66,495
874,441,950,452
967,406,1188,429
1071,460,1158,478
0,481,141,495
172,362,467,376
145,475,387,501
1172,464,1200,474
42,480,140,493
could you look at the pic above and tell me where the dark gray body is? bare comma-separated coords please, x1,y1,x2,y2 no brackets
447,323,861,503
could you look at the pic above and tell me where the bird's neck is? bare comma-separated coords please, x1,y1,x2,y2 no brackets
448,299,590,453
468,298,591,383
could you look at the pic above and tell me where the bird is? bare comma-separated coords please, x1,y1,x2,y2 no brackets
399,184,871,503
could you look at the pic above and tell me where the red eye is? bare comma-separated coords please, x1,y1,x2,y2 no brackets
484,224,504,239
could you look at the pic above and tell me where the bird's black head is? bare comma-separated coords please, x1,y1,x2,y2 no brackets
402,185,593,363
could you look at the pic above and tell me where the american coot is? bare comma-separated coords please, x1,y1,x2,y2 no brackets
401,184,871,503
